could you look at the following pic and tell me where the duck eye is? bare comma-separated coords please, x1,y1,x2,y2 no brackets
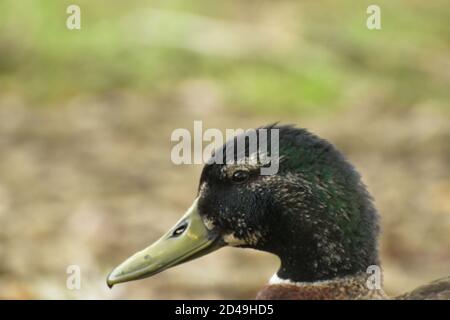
232,170,249,184
172,222,188,237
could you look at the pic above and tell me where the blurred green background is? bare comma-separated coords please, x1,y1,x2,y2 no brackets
0,0,449,299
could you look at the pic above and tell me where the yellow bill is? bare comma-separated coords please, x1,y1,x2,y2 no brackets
107,198,223,288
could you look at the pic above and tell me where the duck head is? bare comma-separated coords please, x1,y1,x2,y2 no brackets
107,125,379,288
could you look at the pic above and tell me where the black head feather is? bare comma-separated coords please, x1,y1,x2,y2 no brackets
197,125,379,282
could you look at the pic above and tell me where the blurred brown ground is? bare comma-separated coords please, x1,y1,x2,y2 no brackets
0,92,449,299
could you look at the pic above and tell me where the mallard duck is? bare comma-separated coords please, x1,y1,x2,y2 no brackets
107,125,450,299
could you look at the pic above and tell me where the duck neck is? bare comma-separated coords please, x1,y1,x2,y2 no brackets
270,230,380,283
267,201,380,283
275,248,369,283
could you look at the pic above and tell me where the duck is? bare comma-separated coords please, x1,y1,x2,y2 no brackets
106,124,450,299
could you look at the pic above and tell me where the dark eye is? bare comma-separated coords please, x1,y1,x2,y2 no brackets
172,222,188,237
232,170,249,184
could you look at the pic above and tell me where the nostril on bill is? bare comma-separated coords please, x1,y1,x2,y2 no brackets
172,222,188,237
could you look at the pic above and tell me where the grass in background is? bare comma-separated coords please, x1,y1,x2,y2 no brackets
0,0,448,115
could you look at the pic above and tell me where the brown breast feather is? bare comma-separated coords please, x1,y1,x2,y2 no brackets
256,274,387,300
256,276,450,300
